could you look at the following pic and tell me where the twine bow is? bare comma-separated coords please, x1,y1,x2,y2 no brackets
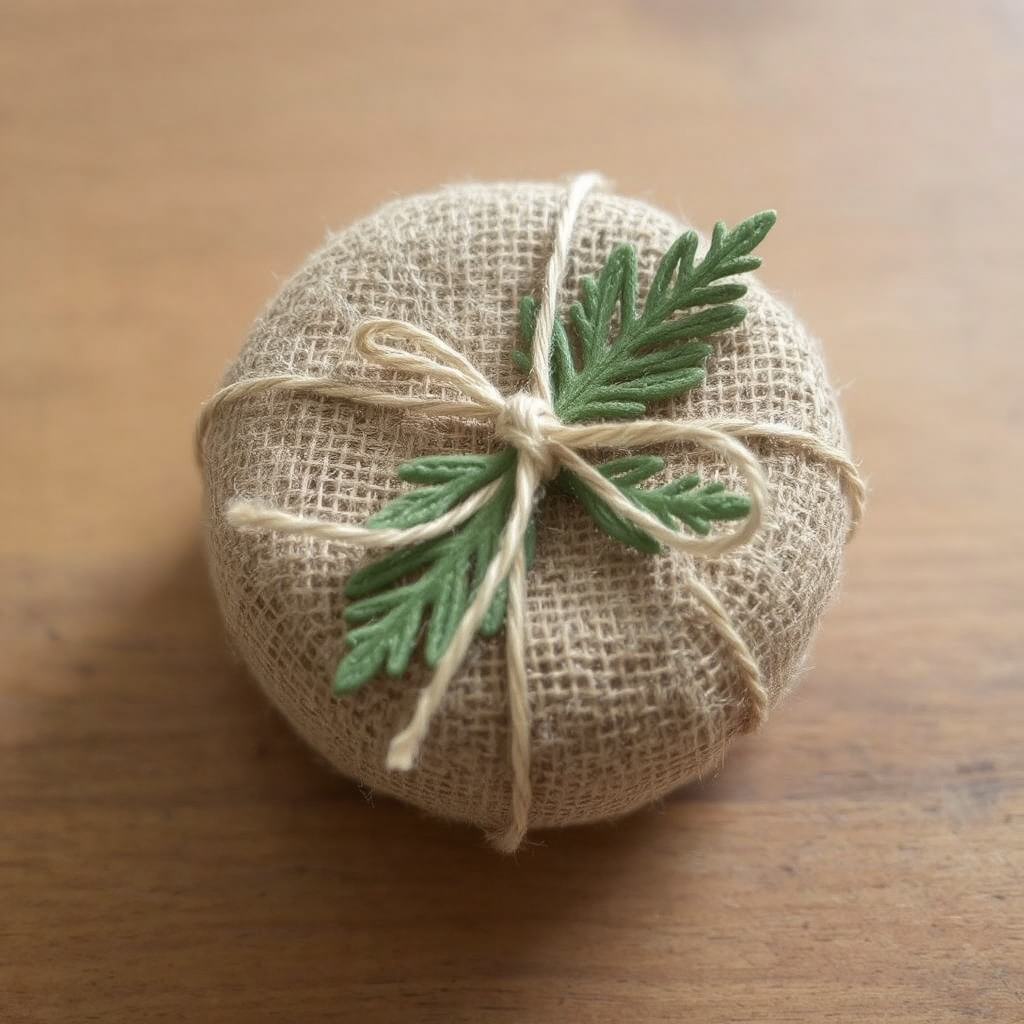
199,174,865,851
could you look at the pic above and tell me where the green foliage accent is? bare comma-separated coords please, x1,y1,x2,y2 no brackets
515,211,777,422
365,451,511,529
556,456,752,555
336,212,774,690
334,448,535,693
519,210,775,552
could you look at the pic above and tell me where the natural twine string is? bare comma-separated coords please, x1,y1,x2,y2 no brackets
196,174,865,852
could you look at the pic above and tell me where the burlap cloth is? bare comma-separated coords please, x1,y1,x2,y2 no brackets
200,182,853,834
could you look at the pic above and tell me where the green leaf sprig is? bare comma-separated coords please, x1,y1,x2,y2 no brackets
335,211,776,692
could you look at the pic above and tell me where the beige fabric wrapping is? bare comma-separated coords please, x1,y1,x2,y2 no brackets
200,182,853,834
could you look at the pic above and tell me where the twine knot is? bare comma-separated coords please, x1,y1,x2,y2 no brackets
494,392,561,481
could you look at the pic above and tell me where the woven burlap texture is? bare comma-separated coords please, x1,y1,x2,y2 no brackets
201,182,852,834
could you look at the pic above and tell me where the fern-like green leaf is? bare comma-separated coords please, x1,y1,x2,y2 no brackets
556,457,752,555
537,210,776,423
365,451,510,529
334,452,534,693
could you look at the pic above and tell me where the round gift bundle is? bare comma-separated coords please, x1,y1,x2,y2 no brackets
197,175,862,851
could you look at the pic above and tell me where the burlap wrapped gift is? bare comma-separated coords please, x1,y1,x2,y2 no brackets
199,181,859,842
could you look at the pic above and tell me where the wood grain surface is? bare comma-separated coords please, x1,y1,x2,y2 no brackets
2,1,1022,1021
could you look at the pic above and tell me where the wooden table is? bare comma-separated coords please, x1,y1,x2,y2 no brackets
3,2,1021,1020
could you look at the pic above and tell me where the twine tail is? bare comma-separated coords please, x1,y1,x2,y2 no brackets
385,457,541,775
487,541,532,853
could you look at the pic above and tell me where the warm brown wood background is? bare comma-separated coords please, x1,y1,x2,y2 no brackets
2,1,1022,1021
